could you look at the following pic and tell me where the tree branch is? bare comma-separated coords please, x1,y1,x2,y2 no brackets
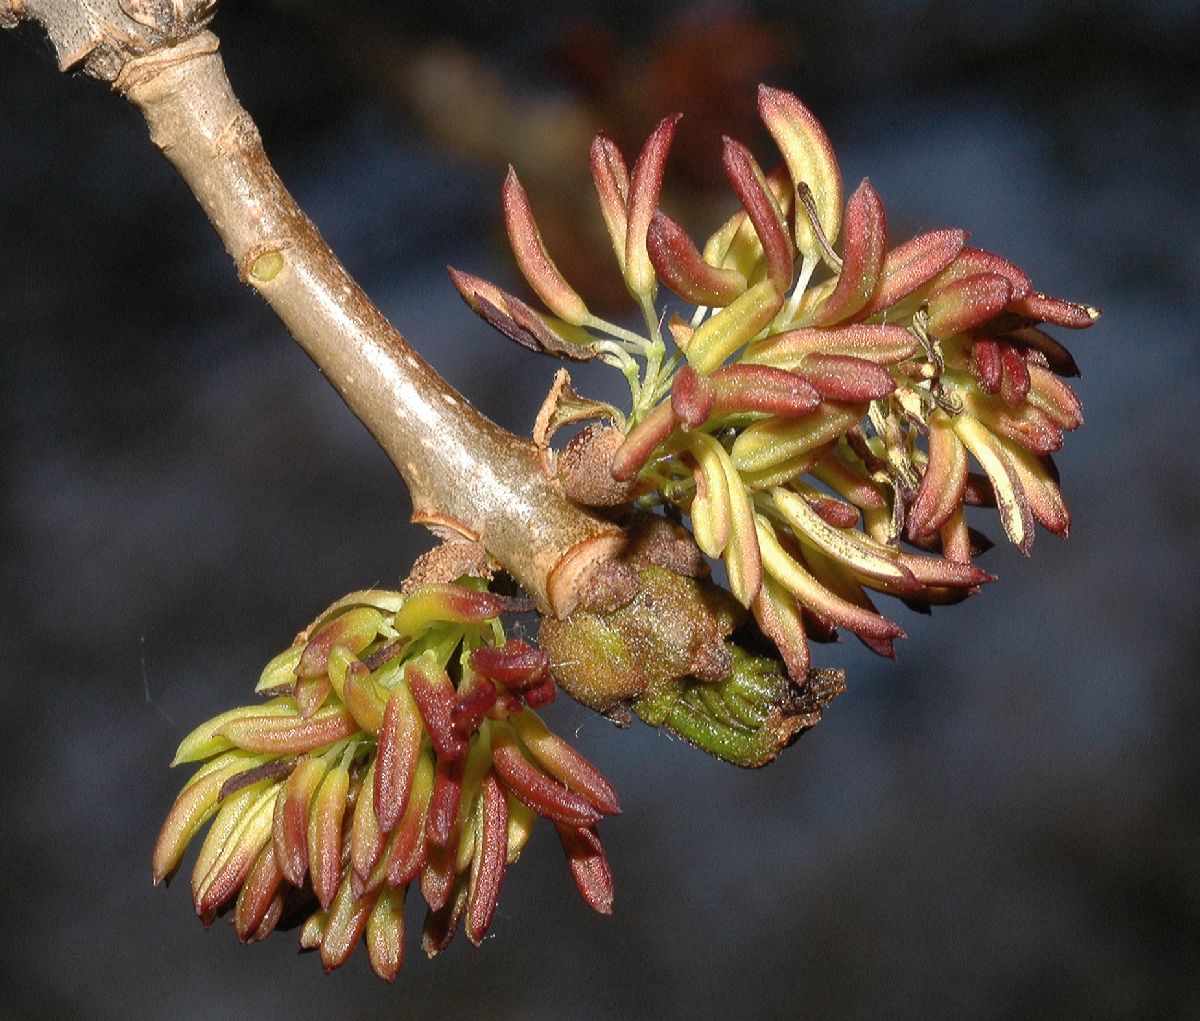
5,5,625,615
114,33,625,616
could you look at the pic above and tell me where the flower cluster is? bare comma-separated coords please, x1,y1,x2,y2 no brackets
153,583,618,979
452,85,1095,686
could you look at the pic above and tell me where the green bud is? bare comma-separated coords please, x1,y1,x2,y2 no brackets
635,645,845,768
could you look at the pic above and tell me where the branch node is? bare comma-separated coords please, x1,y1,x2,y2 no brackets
5,0,216,80
112,26,218,93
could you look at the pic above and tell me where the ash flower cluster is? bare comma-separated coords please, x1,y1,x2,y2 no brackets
452,84,1095,689
154,583,617,979
156,85,1097,979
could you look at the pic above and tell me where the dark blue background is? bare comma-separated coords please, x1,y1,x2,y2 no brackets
2,2,1197,1017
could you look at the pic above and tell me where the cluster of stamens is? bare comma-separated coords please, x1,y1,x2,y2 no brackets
154,583,617,979
452,84,1095,685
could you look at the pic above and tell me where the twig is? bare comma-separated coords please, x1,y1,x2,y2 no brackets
4,5,625,616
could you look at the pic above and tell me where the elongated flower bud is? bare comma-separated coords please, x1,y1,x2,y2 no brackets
722,137,795,294
624,114,681,299
648,211,747,306
860,228,967,317
502,168,591,326
590,134,630,271
812,178,887,326
758,85,842,260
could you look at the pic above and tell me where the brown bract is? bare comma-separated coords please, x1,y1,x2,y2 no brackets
558,425,639,507
540,565,740,712
402,541,496,592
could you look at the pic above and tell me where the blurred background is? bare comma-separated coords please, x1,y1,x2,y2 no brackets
2,1,1197,1017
